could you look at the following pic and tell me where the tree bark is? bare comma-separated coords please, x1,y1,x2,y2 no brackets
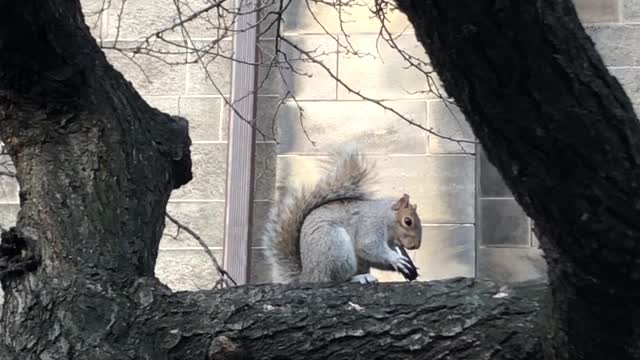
0,0,190,357
1,0,638,359
2,275,545,360
395,1,640,359
140,278,544,360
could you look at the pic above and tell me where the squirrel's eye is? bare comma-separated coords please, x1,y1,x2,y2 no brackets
403,217,413,226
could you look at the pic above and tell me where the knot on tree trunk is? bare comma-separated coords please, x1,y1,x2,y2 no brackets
153,114,192,189
167,115,193,189
0,227,39,281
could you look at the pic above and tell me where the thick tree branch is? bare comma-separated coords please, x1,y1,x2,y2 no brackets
147,278,544,360
1,276,544,359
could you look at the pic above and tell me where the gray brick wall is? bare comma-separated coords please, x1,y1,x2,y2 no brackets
476,146,546,283
253,0,637,285
250,1,477,284
89,0,233,290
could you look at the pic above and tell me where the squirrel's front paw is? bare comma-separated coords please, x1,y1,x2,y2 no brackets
388,249,414,274
350,273,378,284
394,246,419,281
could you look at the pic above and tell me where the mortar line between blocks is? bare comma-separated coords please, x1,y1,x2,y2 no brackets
168,199,226,203
276,153,474,158
159,247,224,251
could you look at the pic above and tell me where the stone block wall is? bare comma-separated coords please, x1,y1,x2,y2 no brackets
0,0,636,299
251,0,637,285
85,0,234,290
476,146,547,283
250,0,477,283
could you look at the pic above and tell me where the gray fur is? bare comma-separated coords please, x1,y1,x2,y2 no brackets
263,147,422,284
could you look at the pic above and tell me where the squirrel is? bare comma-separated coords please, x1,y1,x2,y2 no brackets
263,147,422,284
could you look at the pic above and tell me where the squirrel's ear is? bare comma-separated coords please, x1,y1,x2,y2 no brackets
412,203,417,210
392,194,410,211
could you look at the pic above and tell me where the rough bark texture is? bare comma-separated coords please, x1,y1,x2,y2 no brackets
0,0,190,357
141,278,543,360
3,275,545,360
0,0,638,358
395,1,640,359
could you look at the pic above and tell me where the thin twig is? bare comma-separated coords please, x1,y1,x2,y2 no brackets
279,36,476,146
165,212,237,288
101,0,473,149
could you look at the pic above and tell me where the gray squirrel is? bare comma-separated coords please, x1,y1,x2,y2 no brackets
263,147,422,284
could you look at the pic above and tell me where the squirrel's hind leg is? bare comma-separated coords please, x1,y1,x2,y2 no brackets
350,273,378,284
350,261,377,284
299,225,357,283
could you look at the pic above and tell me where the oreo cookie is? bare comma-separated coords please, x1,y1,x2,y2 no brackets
395,246,419,281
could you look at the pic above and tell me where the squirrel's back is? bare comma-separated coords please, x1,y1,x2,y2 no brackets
262,147,377,283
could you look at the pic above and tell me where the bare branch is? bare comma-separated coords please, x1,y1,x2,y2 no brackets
165,213,237,289
278,36,476,146
96,0,475,150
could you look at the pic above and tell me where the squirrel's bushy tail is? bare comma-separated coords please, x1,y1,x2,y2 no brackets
263,147,377,283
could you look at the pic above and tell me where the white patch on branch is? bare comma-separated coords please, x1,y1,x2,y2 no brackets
493,285,510,298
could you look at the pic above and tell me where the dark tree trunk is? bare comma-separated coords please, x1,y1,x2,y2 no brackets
0,0,191,357
396,1,640,359
0,0,638,359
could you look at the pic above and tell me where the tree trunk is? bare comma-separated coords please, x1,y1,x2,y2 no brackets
395,1,640,359
0,0,190,357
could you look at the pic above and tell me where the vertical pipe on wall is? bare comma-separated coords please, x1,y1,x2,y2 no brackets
223,0,258,285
